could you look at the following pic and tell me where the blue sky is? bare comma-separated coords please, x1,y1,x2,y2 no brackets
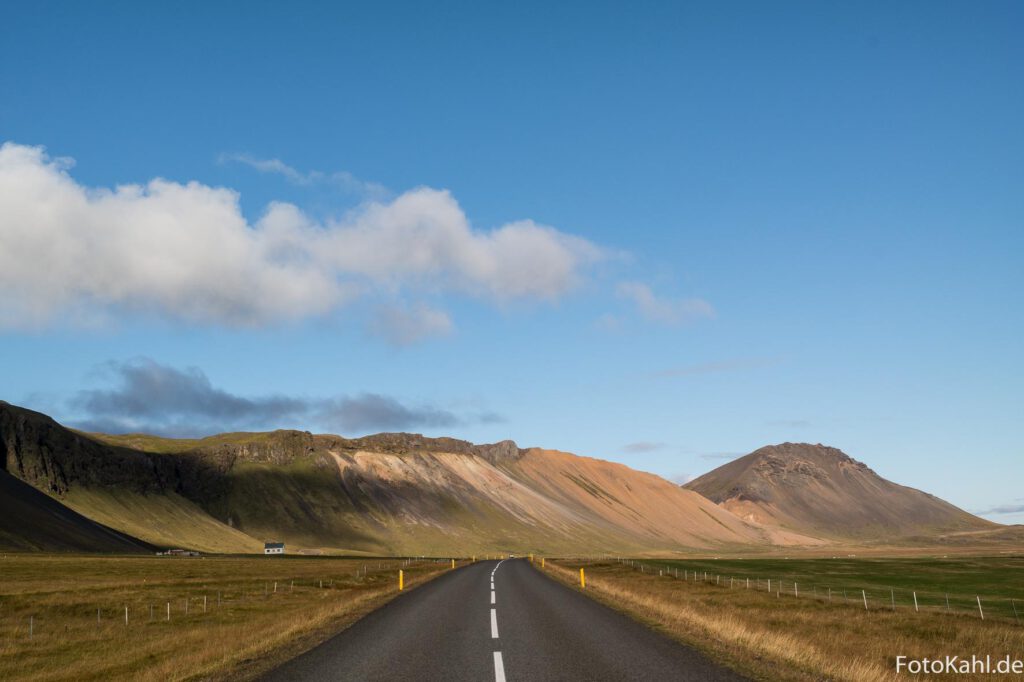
1,2,1021,523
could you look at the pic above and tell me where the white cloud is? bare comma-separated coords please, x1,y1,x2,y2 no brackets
616,281,714,326
370,302,453,346
0,142,603,330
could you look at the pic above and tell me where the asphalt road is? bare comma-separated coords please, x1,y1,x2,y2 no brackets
261,559,749,681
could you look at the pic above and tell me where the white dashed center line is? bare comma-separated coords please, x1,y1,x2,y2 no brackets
493,651,506,682
489,559,507,681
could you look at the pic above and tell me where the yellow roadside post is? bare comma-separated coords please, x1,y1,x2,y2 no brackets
580,567,586,588
451,558,455,569
399,570,404,591
541,558,545,568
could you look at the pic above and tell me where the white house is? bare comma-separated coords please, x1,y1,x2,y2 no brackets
264,542,285,555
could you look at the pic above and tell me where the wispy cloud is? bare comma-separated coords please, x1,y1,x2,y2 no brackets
621,441,666,453
369,302,453,346
973,503,1024,516
668,473,697,485
70,358,498,437
218,152,388,199
699,451,743,460
0,142,604,331
616,281,714,326
767,419,812,428
650,357,781,380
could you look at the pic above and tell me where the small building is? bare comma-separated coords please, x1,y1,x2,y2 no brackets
264,542,285,555
156,549,201,557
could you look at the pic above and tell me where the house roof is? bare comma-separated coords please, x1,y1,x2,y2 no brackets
264,542,285,548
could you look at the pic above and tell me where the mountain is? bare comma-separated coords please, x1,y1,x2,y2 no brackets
0,469,153,552
685,442,996,541
1,401,773,555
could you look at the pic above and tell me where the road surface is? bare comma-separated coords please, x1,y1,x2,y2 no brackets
262,558,748,681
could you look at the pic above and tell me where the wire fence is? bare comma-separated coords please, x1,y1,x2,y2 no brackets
610,558,1022,625
0,557,439,644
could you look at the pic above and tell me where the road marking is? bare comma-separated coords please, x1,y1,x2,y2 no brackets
493,651,506,682
491,590,495,604
490,607,499,638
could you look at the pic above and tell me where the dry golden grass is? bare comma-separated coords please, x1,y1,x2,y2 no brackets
545,559,1024,681
0,554,452,681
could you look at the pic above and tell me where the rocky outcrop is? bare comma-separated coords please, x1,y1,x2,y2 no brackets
337,432,524,463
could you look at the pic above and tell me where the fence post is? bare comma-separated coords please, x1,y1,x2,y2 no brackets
913,592,918,612
828,586,831,603
125,606,128,626
977,596,984,620
29,615,33,640
945,594,950,612
862,590,868,610
891,590,895,611
1012,599,1020,624
166,602,170,621
97,608,101,625
795,583,798,598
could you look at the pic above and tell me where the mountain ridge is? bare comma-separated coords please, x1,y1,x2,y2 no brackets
0,401,772,554
684,442,995,540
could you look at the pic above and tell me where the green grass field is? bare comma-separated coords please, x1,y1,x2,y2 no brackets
631,555,1024,620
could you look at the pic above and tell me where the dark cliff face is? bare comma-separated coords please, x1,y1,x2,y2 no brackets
0,401,228,500
0,401,523,502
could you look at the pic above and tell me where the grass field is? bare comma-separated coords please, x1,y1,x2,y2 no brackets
638,555,1024,620
0,553,450,681
546,556,1024,681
